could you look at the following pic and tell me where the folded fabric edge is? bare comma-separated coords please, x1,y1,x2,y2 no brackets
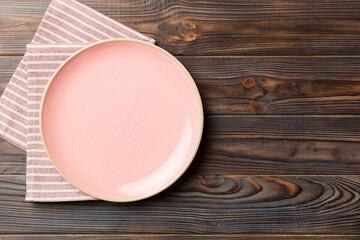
0,130,27,151
25,195,96,202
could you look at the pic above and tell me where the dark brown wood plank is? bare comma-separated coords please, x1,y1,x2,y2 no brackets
194,137,360,175
206,115,360,141
0,175,359,234
182,56,360,115
3,115,360,175
3,56,360,115
2,0,360,56
0,57,21,94
1,234,359,239
0,139,25,175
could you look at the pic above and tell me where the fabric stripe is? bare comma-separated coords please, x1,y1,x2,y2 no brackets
8,81,27,93
25,196,94,202
0,103,28,123
27,165,54,168
56,0,128,39
33,34,56,44
0,121,27,140
5,88,27,102
27,181,69,184
49,5,111,39
27,189,81,193
42,19,87,43
38,26,72,43
1,95,28,112
12,76,28,88
0,125,27,150
46,11,101,41
0,112,27,130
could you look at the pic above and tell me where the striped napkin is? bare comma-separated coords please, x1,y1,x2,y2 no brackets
0,0,155,201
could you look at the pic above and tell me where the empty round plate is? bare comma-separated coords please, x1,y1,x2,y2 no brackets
40,39,203,202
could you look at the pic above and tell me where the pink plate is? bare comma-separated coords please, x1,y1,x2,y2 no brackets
40,39,203,202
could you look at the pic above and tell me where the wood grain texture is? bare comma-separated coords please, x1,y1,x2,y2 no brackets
0,140,25,174
0,57,21,94
194,137,360,175
1,234,359,240
206,116,360,141
2,0,360,56
0,175,359,234
3,56,360,115
184,57,360,115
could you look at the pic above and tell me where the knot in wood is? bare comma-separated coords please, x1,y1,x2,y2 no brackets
243,77,256,89
250,101,265,113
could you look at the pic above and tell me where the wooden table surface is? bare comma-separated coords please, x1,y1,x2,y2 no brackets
1,0,360,239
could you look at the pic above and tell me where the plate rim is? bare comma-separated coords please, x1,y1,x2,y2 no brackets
39,38,204,202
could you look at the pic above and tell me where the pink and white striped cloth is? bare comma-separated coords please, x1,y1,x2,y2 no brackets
26,44,92,202
0,0,155,201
